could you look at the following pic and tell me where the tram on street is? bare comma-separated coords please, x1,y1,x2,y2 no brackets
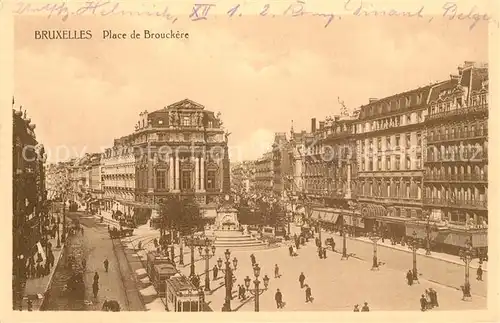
164,274,203,312
146,251,177,296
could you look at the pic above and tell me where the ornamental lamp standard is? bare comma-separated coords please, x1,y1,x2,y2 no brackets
217,249,238,312
368,226,380,270
407,231,419,280
424,212,433,256
189,234,196,277
198,238,216,292
179,237,184,265
459,239,475,300
244,263,270,312
341,214,348,260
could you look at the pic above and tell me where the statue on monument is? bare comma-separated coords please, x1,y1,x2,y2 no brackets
224,131,231,143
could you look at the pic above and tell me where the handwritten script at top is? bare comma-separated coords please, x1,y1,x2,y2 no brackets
11,0,496,30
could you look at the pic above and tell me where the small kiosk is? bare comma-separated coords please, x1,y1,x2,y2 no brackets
165,274,203,312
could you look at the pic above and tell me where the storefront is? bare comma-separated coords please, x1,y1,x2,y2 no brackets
310,207,341,232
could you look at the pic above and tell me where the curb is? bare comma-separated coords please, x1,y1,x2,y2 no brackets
37,241,66,311
325,233,487,272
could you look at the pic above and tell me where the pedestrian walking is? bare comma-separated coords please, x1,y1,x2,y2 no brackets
299,272,305,288
237,285,242,299
27,299,33,311
82,259,86,270
275,288,283,309
92,281,99,298
430,288,439,307
318,247,323,259
94,271,99,283
477,265,483,281
104,258,109,272
274,264,280,278
288,245,293,257
420,294,427,311
213,265,218,280
331,240,336,251
406,270,413,286
250,254,256,266
425,289,432,309
322,248,327,259
305,285,313,303
353,304,360,312
81,227,84,235
361,302,370,312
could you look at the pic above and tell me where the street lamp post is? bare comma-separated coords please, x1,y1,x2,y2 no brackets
424,215,432,256
459,239,474,300
61,200,66,243
407,231,419,280
369,227,380,270
341,215,348,260
317,214,322,248
179,237,184,265
244,264,270,312
56,216,61,248
198,238,216,292
217,249,238,312
189,234,196,277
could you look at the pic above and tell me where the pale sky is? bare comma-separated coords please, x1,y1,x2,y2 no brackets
14,14,488,163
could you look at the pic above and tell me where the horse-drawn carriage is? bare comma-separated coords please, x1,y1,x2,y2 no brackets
108,227,134,239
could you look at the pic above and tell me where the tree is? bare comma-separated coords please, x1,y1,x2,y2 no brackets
159,195,203,241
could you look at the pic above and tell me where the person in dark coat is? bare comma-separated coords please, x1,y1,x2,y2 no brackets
406,270,413,286
299,272,305,288
94,272,100,283
275,289,283,308
318,247,323,259
92,281,99,298
477,265,483,281
27,299,33,311
420,294,427,311
274,264,280,278
305,285,313,303
322,248,327,259
213,265,218,280
361,302,370,312
429,288,439,307
250,254,256,266
353,304,360,312
289,245,294,257
104,258,109,272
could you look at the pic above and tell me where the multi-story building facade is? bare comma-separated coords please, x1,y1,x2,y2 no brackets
272,132,293,197
102,137,136,216
254,152,274,194
12,107,47,308
423,62,488,253
231,161,255,194
304,113,361,232
133,99,230,208
354,86,431,239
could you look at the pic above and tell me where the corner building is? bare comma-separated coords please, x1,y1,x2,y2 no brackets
423,62,488,253
133,99,229,208
354,87,430,240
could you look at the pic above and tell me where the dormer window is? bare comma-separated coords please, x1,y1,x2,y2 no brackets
158,119,163,125
405,96,411,107
208,121,213,128
417,93,423,105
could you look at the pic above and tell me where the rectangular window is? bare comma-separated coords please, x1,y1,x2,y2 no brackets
405,155,411,169
156,170,166,189
395,156,401,170
377,138,382,150
386,157,391,170
181,170,191,190
395,135,400,148
406,115,411,124
361,159,366,171
386,136,391,149
369,159,373,171
182,116,191,126
417,111,423,122
416,155,422,169
378,157,382,171
207,170,216,189
406,134,411,147
417,132,422,146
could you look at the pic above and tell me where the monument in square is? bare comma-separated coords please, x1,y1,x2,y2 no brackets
205,195,268,250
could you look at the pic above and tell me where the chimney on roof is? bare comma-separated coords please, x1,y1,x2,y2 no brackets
369,98,378,103
319,121,325,129
450,74,460,81
334,115,340,121
311,118,317,133
464,61,475,67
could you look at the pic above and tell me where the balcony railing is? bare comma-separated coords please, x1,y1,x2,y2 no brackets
427,129,488,143
426,152,488,162
427,103,488,121
423,198,487,209
424,174,488,182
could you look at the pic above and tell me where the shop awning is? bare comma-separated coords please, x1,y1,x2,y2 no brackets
310,208,341,224
361,204,386,218
472,232,487,247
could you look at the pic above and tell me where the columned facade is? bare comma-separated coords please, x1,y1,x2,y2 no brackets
133,99,228,207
